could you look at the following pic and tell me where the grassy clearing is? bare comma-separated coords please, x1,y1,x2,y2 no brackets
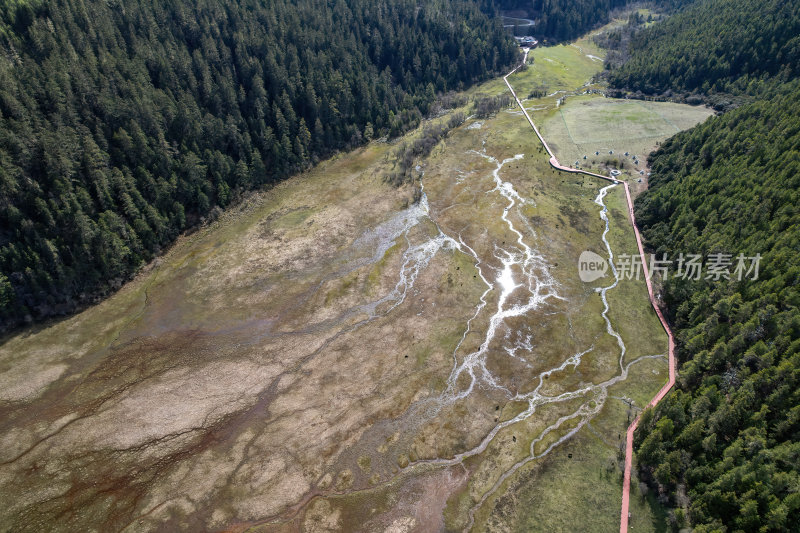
564,99,680,143
517,44,603,94
501,14,714,192
470,365,669,533
425,14,681,531
538,95,713,177
638,99,717,130
409,80,670,530
603,186,670,364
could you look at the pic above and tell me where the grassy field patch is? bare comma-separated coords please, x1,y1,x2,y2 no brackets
539,94,713,178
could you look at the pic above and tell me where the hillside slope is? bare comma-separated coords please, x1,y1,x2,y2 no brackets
633,81,800,531
608,0,800,98
0,0,518,330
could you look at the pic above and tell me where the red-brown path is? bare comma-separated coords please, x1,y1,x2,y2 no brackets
502,54,677,533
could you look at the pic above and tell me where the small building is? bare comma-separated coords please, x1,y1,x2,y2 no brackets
515,36,538,48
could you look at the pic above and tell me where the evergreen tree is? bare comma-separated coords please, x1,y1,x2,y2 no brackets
0,0,520,330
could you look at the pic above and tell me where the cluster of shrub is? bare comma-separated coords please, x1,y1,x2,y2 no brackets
387,113,466,187
473,94,513,118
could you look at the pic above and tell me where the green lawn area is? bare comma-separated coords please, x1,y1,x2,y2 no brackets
563,98,680,144
501,11,714,184
522,44,604,93
537,94,714,176
486,392,670,533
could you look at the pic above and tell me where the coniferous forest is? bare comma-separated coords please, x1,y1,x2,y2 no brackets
634,82,800,531
607,0,800,99
0,0,519,330
614,1,800,530
493,0,629,41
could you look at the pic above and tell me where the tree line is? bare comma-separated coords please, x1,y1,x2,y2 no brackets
612,1,800,529
633,80,800,532
492,0,629,42
607,0,800,106
387,112,466,187
0,0,520,330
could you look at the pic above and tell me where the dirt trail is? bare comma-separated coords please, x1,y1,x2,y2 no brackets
505,48,677,533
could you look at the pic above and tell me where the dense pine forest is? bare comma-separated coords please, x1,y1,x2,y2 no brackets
493,0,628,41
0,0,519,330
634,82,800,531
608,0,800,100
618,1,800,530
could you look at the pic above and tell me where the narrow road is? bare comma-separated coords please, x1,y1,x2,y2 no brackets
503,17,535,28
503,50,677,533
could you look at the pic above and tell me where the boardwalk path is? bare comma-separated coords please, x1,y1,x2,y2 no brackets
502,52,677,533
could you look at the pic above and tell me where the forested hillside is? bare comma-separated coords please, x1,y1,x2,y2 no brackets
608,3,800,528
608,0,800,98
632,81,800,531
493,0,628,41
0,0,518,330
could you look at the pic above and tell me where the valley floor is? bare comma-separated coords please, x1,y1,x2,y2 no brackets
0,17,710,533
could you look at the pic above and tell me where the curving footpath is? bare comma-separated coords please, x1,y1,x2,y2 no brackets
502,54,677,533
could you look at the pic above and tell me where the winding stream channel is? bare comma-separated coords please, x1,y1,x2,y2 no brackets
337,122,666,530
0,44,672,532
